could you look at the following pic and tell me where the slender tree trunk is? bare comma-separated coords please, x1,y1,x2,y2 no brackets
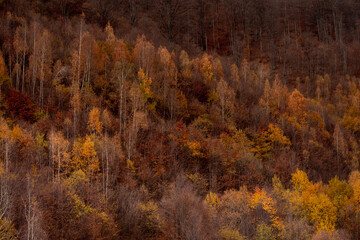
57,147,61,181
9,54,12,79
124,86,127,139
119,71,125,136
39,49,45,107
22,23,27,93
102,146,105,195
50,136,54,181
105,143,109,201
221,98,224,122
73,98,77,139
16,52,19,90
260,27,263,52
77,17,83,86
32,23,37,98
26,178,32,240
5,141,9,171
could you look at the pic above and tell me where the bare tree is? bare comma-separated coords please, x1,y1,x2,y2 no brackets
159,175,218,240
156,0,193,42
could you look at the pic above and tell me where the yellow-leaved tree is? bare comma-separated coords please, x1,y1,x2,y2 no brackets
249,187,285,237
138,68,155,113
253,124,291,161
0,217,17,239
81,135,100,177
70,136,99,179
289,170,337,232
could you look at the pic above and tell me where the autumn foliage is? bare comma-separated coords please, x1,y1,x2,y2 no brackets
6,90,37,123
1,0,360,239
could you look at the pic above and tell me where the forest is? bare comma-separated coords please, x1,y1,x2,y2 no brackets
0,0,360,239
